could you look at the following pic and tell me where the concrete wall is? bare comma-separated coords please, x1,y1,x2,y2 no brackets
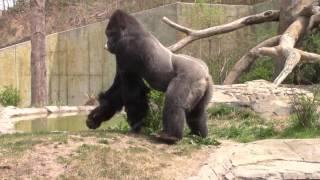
0,4,177,107
0,1,277,107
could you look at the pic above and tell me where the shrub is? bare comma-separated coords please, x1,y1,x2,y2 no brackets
143,90,164,135
291,87,320,128
0,86,20,106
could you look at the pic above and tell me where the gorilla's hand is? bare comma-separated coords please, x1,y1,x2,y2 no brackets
86,107,104,129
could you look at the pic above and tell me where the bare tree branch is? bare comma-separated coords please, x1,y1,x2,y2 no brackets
163,10,280,52
258,47,320,63
299,49,320,62
223,36,281,85
273,48,301,86
162,17,193,35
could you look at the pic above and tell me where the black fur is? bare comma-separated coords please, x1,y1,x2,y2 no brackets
86,69,149,133
86,10,213,144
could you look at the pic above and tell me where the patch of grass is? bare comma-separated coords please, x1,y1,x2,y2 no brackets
210,119,277,143
182,135,220,146
207,104,236,118
0,132,68,156
63,144,161,180
208,104,259,120
97,139,109,145
127,146,148,153
208,105,277,142
279,124,320,139
207,102,320,142
56,156,68,164
106,119,130,133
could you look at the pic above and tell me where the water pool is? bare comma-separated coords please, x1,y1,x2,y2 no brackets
14,114,126,133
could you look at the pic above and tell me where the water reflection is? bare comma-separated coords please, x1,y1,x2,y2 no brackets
14,114,125,133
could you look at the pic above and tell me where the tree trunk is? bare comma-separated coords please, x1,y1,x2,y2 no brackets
279,0,314,33
30,0,47,107
274,0,314,78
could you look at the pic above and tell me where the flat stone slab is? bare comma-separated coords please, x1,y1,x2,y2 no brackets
190,139,320,180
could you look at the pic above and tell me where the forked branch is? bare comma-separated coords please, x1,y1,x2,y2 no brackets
223,36,281,84
164,2,320,86
162,10,280,52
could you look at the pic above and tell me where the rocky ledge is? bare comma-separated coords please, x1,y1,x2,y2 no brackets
190,139,320,180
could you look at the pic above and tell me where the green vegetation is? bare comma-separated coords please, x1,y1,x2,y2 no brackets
105,116,130,133
207,105,277,142
291,88,320,128
59,144,163,180
144,90,164,135
207,103,320,142
182,135,220,146
278,87,320,138
0,132,67,157
0,86,20,106
294,32,320,84
239,57,274,83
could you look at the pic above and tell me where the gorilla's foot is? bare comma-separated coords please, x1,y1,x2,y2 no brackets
129,128,141,134
155,131,180,144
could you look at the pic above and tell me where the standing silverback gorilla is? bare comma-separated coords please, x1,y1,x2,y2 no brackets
86,10,213,144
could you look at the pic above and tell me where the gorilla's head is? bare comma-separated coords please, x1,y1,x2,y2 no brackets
105,10,146,54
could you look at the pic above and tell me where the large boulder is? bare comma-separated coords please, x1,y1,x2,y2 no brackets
210,80,314,119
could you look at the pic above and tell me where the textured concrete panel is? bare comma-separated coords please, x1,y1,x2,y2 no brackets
18,75,31,107
67,75,89,106
135,3,178,46
66,28,90,76
0,47,16,87
89,75,104,95
16,42,31,76
88,21,107,76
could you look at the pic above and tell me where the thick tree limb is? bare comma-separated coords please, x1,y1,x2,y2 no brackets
223,36,281,85
259,47,320,63
163,10,280,52
272,16,309,86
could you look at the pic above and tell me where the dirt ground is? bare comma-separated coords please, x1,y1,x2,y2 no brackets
0,132,216,179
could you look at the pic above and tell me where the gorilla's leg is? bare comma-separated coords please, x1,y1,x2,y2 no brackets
159,77,190,144
187,82,212,137
121,72,150,133
87,72,123,129
159,77,211,144
186,100,208,137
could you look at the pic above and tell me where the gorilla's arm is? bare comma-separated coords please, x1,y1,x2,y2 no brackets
86,71,123,129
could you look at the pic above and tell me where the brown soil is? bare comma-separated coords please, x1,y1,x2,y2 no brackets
0,133,215,179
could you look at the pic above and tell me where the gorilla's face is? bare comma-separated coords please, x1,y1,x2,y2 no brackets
104,10,144,54
105,26,122,54
105,10,127,54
